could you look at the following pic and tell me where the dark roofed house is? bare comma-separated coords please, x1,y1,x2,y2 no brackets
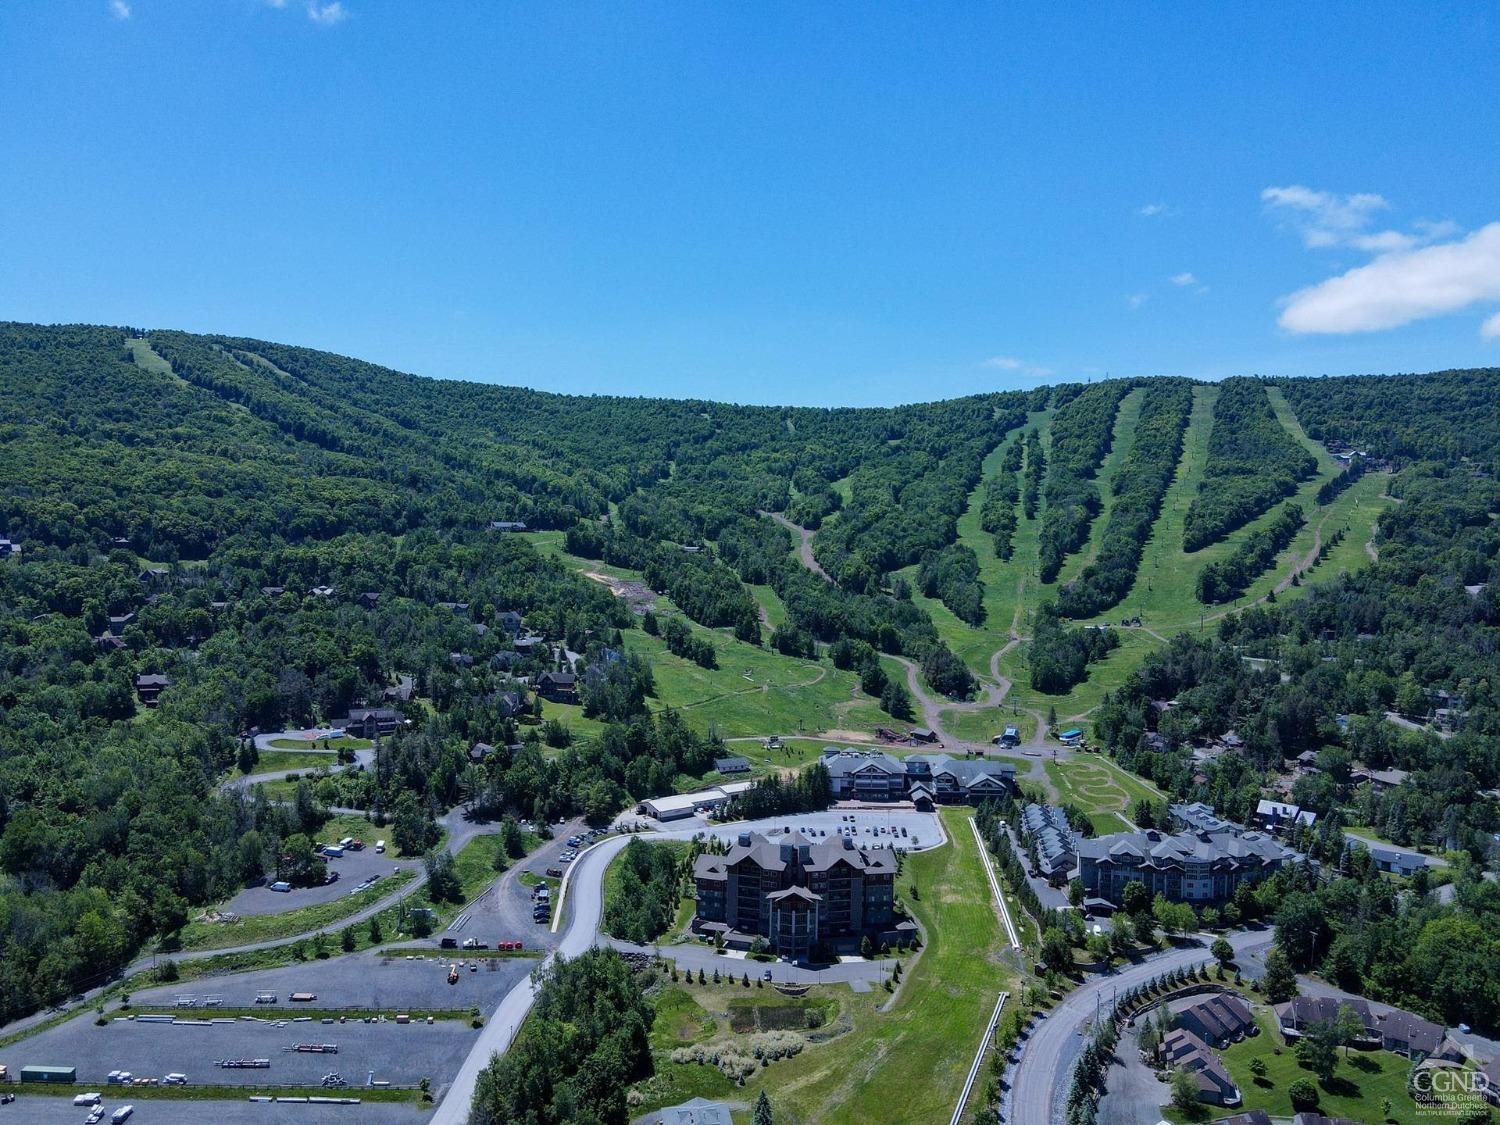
260,585,285,598
437,601,470,614
309,584,335,598
714,756,750,775
1176,993,1255,1048
822,749,906,802
383,674,414,703
909,727,939,743
1377,1008,1451,1060
514,634,547,653
1274,996,1378,1043
95,634,126,652
0,537,15,558
134,673,172,708
1159,1028,1240,1106
1479,1057,1500,1106
495,610,523,634
489,520,528,532
536,670,578,702
491,650,520,671
490,690,524,718
469,742,497,763
106,612,136,635
450,652,475,668
343,706,402,737
358,591,381,608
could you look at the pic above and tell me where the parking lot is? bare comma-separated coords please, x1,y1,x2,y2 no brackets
221,851,417,918
7,1011,478,1089
0,1094,428,1123
123,949,535,1013
678,807,946,851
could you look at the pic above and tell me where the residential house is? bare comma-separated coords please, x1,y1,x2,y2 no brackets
134,673,172,708
514,634,547,654
495,611,523,634
1210,1113,1272,1125
1019,803,1079,880
1377,1009,1456,1060
1478,1057,1500,1106
437,601,470,614
1175,993,1255,1048
536,670,579,703
1290,1113,1361,1125
1159,1028,1240,1106
469,742,497,763
1366,845,1427,877
1294,750,1320,773
0,537,14,559
450,652,475,668
488,520,528,532
94,634,126,652
909,727,939,743
382,674,414,704
358,591,381,608
308,584,335,598
259,585,285,598
1254,799,1315,832
1351,766,1410,791
1076,828,1290,906
105,612,136,636
714,756,751,775
343,706,403,738
1274,997,1378,1044
489,690,524,718
693,830,901,959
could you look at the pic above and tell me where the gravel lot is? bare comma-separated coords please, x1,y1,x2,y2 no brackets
0,1094,426,1124
123,949,535,1012
8,1010,478,1088
221,852,418,918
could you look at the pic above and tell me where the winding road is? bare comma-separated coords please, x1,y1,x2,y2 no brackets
1004,927,1274,1125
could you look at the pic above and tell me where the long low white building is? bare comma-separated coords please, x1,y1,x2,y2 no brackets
640,781,755,821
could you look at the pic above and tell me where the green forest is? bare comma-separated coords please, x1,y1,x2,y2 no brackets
1,320,1498,1045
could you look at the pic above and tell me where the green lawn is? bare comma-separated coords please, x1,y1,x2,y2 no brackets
1164,1007,1471,1125
174,868,418,952
633,809,1014,1124
1044,757,1166,833
268,734,372,751
938,707,1038,746
244,748,342,772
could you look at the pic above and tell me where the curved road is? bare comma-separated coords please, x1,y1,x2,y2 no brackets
433,811,949,1124
1005,927,1273,1125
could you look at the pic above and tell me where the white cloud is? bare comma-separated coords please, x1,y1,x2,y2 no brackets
1170,272,1197,287
306,1,348,24
1278,222,1500,336
1127,293,1149,310
1262,184,1390,248
1482,311,1500,341
1138,203,1169,218
109,0,131,18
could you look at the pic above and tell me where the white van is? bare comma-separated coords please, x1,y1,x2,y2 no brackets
375,839,386,853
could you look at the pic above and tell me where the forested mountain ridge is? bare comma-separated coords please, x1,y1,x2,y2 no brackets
2,320,1499,1030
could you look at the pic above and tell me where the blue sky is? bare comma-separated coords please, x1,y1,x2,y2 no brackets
3,2,1498,405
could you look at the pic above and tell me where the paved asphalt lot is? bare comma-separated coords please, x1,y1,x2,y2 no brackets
626,807,947,851
12,1013,477,1088
0,1095,426,1123
123,949,535,1012
222,852,417,918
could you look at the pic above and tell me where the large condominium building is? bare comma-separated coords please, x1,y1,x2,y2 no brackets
1075,828,1290,906
819,748,1017,805
1020,803,1079,880
693,830,903,959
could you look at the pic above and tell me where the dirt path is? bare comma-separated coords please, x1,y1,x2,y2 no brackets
760,510,831,581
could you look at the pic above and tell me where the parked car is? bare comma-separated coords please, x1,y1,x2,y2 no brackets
440,937,458,950
375,839,386,853
269,881,292,893
762,970,773,981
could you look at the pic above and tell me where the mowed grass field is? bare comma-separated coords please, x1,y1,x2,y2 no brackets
531,532,888,741
1044,756,1166,833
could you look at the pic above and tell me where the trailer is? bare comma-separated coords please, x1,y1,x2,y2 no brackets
20,1065,76,1084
